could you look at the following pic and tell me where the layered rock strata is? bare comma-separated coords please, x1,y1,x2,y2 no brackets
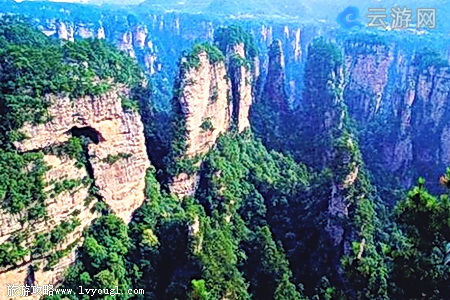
170,51,232,197
0,85,150,299
227,43,254,132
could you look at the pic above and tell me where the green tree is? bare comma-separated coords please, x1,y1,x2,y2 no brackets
47,215,133,299
274,274,305,300
189,279,212,300
390,177,450,299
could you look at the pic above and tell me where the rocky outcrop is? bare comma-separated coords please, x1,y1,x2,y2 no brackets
260,25,273,45
170,173,201,199
264,39,289,112
15,85,150,221
134,25,148,49
345,42,394,122
440,125,450,165
342,45,415,185
301,39,368,262
179,52,232,158
170,51,232,197
0,84,150,298
56,20,105,41
57,20,74,42
118,31,136,58
227,43,253,132
292,28,302,63
97,24,106,39
412,65,450,179
0,155,98,299
344,42,450,189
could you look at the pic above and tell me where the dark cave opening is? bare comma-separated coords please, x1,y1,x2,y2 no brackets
68,126,104,203
69,126,101,145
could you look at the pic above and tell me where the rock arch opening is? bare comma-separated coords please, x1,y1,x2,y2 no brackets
69,126,101,144
68,126,103,203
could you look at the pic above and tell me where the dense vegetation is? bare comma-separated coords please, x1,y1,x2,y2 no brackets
48,131,450,299
249,36,450,299
0,18,449,300
214,25,259,61
181,43,225,70
49,134,311,299
0,18,146,270
0,17,144,146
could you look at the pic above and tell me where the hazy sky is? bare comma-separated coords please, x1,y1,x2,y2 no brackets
14,0,146,3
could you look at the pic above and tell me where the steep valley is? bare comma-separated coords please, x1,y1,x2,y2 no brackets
0,1,449,299
3,0,450,193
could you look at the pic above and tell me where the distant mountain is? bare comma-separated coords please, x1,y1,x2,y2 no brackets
206,0,278,15
136,0,308,16
137,0,211,13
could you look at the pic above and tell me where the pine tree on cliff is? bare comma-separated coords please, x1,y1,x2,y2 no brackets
389,176,450,299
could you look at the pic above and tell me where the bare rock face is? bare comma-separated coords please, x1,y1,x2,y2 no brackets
390,50,416,128
327,184,347,247
260,25,273,45
227,43,253,132
56,21,74,42
343,46,415,183
345,43,394,122
117,31,136,58
415,67,450,128
170,173,201,199
44,20,105,41
346,42,450,187
282,26,302,63
441,125,450,166
179,52,232,158
0,85,150,298
97,23,106,39
412,66,450,178
76,25,95,38
0,154,99,299
144,53,158,75
134,25,148,49
15,85,150,221
293,28,302,62
170,51,233,197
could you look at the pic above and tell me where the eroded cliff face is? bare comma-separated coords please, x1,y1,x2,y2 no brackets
345,43,394,122
412,65,450,179
116,31,134,58
311,64,351,248
15,85,150,220
170,51,232,197
53,20,105,42
56,20,74,41
227,43,253,132
264,39,289,112
0,154,98,299
179,53,232,158
301,40,367,264
344,42,450,189
134,25,148,49
0,85,150,298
